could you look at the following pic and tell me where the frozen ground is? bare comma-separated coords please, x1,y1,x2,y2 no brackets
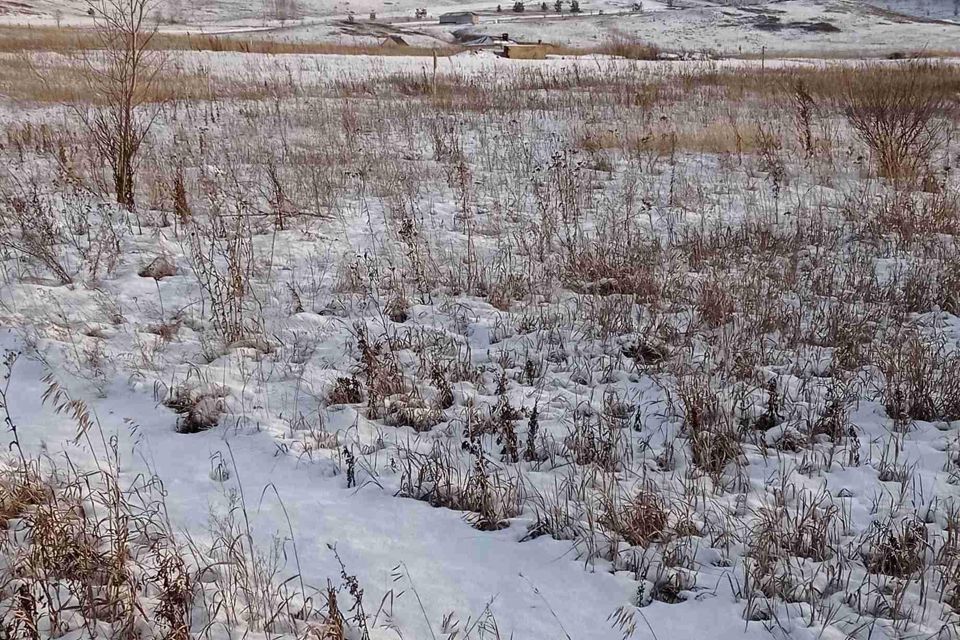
455,0,960,53
2,0,960,54
2,45,960,640
5,336,739,640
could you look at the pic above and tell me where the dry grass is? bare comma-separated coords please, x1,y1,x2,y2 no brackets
0,25,463,56
0,53,285,104
554,34,661,60
4,45,960,638
0,361,368,638
730,47,960,60
578,122,769,156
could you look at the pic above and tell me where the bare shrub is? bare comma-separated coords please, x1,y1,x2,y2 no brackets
694,274,736,329
790,78,817,159
77,0,166,208
0,183,74,283
861,187,960,245
1,176,130,285
941,257,960,316
0,451,198,638
936,505,960,612
841,62,958,181
562,237,663,299
353,324,406,418
688,421,742,480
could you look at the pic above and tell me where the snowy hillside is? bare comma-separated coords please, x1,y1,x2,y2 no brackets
1,0,959,54
866,0,959,21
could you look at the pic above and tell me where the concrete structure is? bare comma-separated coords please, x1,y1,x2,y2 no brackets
502,43,551,59
439,11,480,24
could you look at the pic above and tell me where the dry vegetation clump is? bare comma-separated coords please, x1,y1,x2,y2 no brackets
750,488,843,564
0,451,318,638
862,517,930,579
881,332,960,425
564,412,629,472
561,234,665,299
743,487,846,610
352,324,408,419
600,487,671,547
596,35,662,61
856,186,960,247
673,373,744,481
0,459,189,638
327,376,364,405
162,383,229,433
0,54,227,106
397,443,524,531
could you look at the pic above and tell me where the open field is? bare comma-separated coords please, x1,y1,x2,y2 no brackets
2,15,960,640
2,0,960,55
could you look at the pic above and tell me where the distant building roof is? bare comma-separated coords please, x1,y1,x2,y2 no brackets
440,11,480,24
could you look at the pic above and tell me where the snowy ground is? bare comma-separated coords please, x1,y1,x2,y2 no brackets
2,0,960,55
2,342,692,640
454,0,960,53
2,46,960,639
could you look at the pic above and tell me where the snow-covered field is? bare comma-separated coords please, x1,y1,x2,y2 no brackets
2,0,960,55
2,41,960,640
453,0,960,54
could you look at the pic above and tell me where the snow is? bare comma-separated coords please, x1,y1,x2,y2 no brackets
0,290,769,639
2,0,959,55
3,41,960,640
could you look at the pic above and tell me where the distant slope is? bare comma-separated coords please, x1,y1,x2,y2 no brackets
1,0,959,54
864,0,959,21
